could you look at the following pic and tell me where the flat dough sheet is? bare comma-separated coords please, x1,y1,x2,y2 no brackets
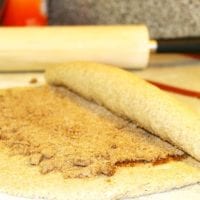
0,68,199,200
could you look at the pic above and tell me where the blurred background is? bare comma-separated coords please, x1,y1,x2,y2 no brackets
0,0,199,110
1,0,200,39
48,0,200,39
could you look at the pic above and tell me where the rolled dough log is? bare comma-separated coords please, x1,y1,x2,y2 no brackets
46,62,200,161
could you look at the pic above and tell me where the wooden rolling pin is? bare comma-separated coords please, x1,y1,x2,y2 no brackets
0,25,149,71
0,25,199,71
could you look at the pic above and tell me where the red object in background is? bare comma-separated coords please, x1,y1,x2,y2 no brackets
185,54,200,60
0,0,7,21
147,80,200,99
2,0,48,26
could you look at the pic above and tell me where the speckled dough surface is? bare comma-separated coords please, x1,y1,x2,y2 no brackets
0,72,199,199
46,62,200,161
0,138,200,200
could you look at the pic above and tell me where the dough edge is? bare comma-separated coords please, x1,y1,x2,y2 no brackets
0,143,199,200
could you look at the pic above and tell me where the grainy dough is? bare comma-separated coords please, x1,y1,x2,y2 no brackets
46,62,200,161
0,142,199,200
0,62,200,200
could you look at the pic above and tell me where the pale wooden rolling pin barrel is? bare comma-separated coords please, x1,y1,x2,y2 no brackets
0,25,149,71
1,25,200,71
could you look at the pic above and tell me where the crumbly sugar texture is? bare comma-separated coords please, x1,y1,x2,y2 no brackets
0,86,184,178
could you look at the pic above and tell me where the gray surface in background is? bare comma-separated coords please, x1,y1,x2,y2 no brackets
48,0,200,39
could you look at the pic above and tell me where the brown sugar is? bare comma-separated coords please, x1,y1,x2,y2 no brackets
0,86,185,178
